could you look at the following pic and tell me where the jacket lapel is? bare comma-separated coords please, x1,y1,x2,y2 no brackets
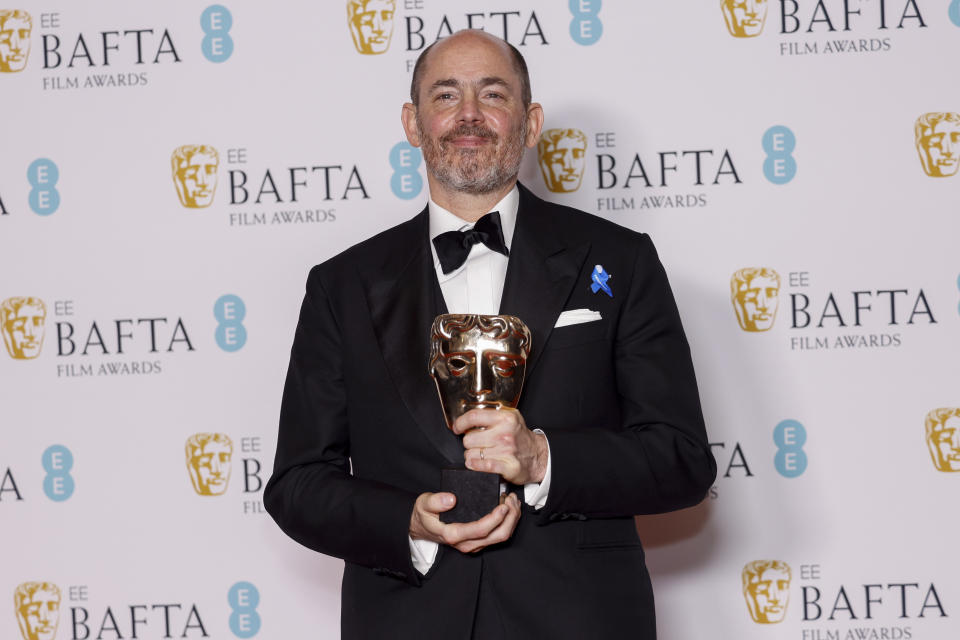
363,209,463,465
499,184,590,378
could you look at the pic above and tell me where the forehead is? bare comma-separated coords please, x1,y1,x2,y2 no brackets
24,589,58,604
13,304,45,316
1,16,29,30
440,327,522,351
754,568,788,583
187,152,217,165
422,34,519,89
201,439,231,452
740,275,777,290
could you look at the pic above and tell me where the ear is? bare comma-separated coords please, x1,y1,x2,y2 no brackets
401,103,422,147
524,103,544,149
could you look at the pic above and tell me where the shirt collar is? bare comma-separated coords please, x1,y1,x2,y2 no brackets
428,185,519,270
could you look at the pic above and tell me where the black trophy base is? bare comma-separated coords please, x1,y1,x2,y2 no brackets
440,468,500,523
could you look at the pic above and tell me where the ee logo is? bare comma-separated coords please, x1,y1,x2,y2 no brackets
28,158,60,216
201,5,234,63
762,126,797,185
773,419,807,478
42,445,75,501
569,0,602,45
215,294,247,352
389,142,423,200
228,582,261,638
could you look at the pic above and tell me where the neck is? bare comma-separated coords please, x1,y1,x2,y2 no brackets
427,175,517,223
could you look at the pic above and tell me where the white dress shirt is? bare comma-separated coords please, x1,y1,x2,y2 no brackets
409,185,553,575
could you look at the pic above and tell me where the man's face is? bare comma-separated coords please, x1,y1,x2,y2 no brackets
175,152,218,208
721,0,768,38
0,15,31,72
746,568,790,623
928,414,960,472
733,275,779,332
539,133,587,192
3,302,46,359
348,0,395,54
189,440,232,495
16,589,60,640
917,120,960,177
403,33,540,196
431,326,527,428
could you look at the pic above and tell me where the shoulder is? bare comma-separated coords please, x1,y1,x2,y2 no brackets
518,183,652,252
307,209,427,285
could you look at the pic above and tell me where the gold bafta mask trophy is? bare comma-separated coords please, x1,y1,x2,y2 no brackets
742,560,791,624
14,582,61,640
429,314,531,523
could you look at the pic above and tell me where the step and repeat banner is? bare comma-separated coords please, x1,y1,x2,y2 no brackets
2,1,958,638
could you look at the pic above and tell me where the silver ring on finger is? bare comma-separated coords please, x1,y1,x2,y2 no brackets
479,448,485,461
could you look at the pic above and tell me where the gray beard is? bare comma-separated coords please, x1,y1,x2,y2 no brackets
418,116,526,195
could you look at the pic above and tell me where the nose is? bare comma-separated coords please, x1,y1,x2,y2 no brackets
197,169,209,187
371,13,384,34
942,135,956,158
745,0,758,15
755,289,768,310
456,92,483,125
471,361,493,397
210,456,222,475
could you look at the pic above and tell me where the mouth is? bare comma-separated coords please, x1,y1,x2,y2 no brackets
443,126,496,149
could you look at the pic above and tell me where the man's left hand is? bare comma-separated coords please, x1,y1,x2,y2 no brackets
452,408,548,485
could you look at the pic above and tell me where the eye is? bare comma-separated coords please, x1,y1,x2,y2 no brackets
492,359,516,377
446,356,469,375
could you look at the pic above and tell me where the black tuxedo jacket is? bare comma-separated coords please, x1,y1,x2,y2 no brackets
265,184,716,639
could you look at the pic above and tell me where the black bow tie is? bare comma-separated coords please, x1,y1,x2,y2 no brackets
432,211,510,275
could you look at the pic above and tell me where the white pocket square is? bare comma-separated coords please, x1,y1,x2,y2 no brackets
554,308,602,328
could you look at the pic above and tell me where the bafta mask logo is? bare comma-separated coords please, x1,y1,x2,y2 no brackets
428,314,532,429
742,560,791,624
347,0,395,55
731,268,780,332
186,433,233,495
721,0,769,38
925,408,960,472
915,112,960,178
0,10,32,73
1,297,46,359
171,145,219,208
538,129,588,193
14,582,61,640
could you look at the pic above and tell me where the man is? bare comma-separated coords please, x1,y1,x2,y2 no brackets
185,432,234,495
1,296,46,360
14,582,61,640
730,267,780,332
171,144,219,208
914,112,960,178
265,30,715,638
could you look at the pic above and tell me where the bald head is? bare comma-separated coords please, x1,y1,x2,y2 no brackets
409,30,531,108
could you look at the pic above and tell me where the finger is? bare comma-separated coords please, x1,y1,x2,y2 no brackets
464,448,510,476
457,494,521,553
440,502,509,546
451,408,518,435
423,492,457,515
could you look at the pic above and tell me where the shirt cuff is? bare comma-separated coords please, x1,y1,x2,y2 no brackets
523,428,551,509
409,537,439,576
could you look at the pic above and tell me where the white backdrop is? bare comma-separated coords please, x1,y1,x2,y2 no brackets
2,1,959,638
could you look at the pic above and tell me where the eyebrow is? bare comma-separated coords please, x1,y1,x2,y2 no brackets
428,76,512,93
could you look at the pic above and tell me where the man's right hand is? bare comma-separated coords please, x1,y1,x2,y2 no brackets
409,491,521,554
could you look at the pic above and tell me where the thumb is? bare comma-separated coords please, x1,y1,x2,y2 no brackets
426,492,457,513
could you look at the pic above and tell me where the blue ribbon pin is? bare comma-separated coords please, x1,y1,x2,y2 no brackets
590,265,613,297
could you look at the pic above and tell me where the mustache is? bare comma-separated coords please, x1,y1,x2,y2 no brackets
441,125,497,144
